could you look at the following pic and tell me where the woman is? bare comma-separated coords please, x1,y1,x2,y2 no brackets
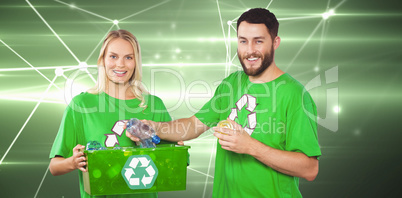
49,30,171,198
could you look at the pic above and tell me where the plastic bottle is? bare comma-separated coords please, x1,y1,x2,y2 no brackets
217,120,233,129
86,140,104,150
215,120,234,137
126,118,161,148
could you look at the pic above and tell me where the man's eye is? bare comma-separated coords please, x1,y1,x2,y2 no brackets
239,40,246,44
256,40,263,44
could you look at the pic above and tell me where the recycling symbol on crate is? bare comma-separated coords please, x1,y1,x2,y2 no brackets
121,155,158,189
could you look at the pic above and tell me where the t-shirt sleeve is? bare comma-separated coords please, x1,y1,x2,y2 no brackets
151,96,189,165
151,96,172,122
285,90,322,159
194,82,227,127
49,105,83,159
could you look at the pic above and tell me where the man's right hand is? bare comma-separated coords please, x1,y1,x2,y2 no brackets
126,130,140,142
125,119,186,145
125,119,155,142
140,119,158,131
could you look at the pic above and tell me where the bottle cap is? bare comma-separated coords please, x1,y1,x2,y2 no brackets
217,120,233,129
127,119,133,128
152,135,161,144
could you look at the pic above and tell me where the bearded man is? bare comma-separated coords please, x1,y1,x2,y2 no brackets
128,8,321,198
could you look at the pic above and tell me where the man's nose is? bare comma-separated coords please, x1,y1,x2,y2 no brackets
246,43,256,54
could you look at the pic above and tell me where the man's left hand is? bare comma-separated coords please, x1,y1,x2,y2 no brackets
213,119,255,154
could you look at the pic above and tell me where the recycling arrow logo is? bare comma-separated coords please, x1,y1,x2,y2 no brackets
121,155,158,189
104,120,128,147
228,94,257,135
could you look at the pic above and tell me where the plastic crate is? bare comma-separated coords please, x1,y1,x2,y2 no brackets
83,144,190,196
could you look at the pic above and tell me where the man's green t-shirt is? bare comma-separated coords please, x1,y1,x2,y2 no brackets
195,71,322,198
50,92,172,198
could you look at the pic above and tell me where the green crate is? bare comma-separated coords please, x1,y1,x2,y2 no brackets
83,144,190,196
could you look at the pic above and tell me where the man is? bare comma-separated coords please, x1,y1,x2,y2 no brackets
127,8,321,197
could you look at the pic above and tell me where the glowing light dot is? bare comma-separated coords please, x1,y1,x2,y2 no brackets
175,48,181,54
322,13,330,20
354,129,361,136
227,20,232,25
314,66,319,72
113,20,119,25
154,54,160,59
333,106,341,113
322,9,335,20
69,4,75,8
55,68,64,76
79,62,88,71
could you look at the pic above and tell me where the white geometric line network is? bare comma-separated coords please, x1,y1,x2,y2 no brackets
34,167,49,198
0,0,345,197
202,138,216,198
286,20,325,69
85,24,115,62
0,75,58,165
0,0,174,167
188,167,214,179
0,63,229,72
0,39,61,90
222,0,346,75
118,0,171,21
27,0,81,64
54,0,114,22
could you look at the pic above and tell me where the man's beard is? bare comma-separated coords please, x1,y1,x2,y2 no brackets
239,46,274,77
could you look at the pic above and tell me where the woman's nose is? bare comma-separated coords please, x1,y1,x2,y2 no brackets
116,58,124,66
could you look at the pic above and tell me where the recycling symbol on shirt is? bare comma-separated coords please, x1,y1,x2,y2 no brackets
228,94,257,135
104,120,128,147
121,155,158,189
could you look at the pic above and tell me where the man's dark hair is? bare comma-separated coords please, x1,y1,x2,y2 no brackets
237,8,279,40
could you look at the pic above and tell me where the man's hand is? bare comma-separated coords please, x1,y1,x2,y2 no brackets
125,119,185,145
213,119,255,154
213,120,319,181
126,130,140,142
71,144,87,172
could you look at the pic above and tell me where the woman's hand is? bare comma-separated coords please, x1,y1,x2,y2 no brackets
71,144,87,172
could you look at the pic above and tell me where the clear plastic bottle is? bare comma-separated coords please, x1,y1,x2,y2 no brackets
126,118,161,148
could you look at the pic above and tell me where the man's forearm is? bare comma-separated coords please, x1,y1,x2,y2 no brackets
248,139,319,181
155,115,210,142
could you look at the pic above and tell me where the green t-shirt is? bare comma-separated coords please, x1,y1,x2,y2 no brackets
195,71,321,198
50,92,172,198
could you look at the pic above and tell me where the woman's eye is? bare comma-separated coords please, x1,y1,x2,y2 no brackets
126,56,133,60
110,55,117,59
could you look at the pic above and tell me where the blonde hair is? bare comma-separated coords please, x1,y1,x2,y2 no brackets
87,29,148,108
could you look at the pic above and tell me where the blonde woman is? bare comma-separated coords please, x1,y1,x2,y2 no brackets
49,30,171,198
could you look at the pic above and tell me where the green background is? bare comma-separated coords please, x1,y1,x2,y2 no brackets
0,0,401,197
